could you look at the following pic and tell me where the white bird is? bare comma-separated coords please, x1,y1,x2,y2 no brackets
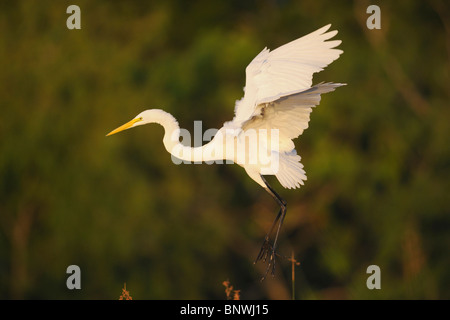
107,24,344,278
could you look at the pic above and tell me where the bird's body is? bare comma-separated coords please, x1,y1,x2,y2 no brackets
107,24,344,278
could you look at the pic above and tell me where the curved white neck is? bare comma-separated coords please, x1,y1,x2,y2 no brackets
143,109,220,163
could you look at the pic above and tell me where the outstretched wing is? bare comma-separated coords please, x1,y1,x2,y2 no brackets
241,82,345,151
231,24,343,126
241,82,345,189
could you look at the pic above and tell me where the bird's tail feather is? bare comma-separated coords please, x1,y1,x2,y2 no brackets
274,151,307,189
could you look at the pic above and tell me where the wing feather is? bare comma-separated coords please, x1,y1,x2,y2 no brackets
232,24,343,124
241,82,345,151
226,26,345,189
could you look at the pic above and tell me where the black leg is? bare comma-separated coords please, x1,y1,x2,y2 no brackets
254,175,287,280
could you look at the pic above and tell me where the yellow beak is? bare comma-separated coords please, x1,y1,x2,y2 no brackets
106,118,142,136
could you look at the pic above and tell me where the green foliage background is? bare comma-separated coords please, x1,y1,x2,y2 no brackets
0,0,449,299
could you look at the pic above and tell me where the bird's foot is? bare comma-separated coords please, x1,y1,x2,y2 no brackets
254,237,277,281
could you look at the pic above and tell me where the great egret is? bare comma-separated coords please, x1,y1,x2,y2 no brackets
107,24,344,278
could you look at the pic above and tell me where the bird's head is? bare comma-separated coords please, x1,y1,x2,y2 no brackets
106,110,160,136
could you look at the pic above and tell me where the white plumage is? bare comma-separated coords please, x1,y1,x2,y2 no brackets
107,25,345,277
232,24,343,123
226,24,344,189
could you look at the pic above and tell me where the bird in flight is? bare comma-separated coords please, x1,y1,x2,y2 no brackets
107,24,344,278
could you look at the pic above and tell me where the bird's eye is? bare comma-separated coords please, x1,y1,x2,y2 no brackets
139,117,143,121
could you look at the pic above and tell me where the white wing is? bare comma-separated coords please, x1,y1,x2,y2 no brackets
225,25,345,189
231,24,343,126
240,83,345,189
241,82,345,151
